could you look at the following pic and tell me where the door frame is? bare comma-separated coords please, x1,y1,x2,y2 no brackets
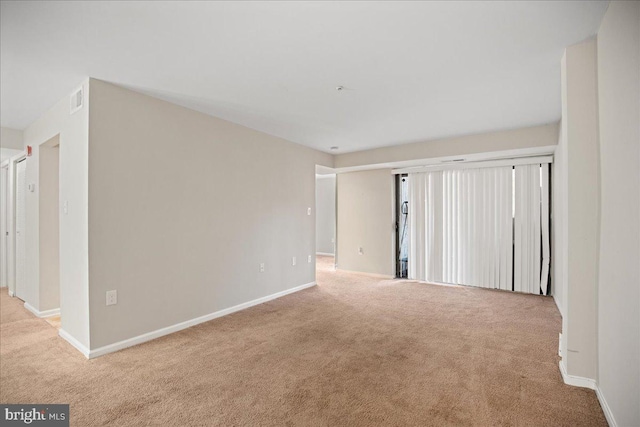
395,174,409,278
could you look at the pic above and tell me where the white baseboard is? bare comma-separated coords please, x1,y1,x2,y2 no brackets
336,268,394,279
315,252,335,256
58,329,90,359
595,385,617,427
553,294,564,317
559,362,619,426
8,290,14,297
86,281,317,359
559,360,597,390
24,302,60,318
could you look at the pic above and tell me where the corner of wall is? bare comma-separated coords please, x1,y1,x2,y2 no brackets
21,78,91,351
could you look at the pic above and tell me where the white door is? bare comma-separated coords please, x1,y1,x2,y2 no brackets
0,165,8,287
15,159,26,300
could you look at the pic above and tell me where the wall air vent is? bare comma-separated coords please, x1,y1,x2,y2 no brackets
70,87,83,115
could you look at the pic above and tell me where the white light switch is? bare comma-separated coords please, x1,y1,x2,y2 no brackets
63,201,69,215
292,257,297,266
358,247,364,255
106,290,117,306
259,263,265,273
308,255,312,263
307,207,311,216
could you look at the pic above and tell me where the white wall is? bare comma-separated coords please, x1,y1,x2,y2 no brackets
315,175,335,255
334,123,559,169
87,79,332,349
552,121,565,317
0,127,24,162
0,127,24,150
22,80,90,347
0,149,22,163
596,2,640,425
336,169,395,277
559,38,600,382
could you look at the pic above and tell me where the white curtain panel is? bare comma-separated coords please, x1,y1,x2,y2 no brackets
408,171,443,281
408,164,548,295
408,173,427,281
441,167,513,289
514,164,541,294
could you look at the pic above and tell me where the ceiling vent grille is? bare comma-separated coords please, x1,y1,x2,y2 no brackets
70,87,83,115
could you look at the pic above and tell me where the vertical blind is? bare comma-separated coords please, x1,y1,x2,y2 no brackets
408,163,550,295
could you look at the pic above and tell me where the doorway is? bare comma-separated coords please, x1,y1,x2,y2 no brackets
315,169,336,274
39,138,61,323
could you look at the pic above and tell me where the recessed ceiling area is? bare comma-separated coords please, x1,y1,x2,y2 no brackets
0,1,608,153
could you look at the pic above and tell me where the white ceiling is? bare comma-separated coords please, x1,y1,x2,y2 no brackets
1,1,608,153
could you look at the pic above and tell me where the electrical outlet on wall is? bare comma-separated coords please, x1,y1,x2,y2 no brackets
106,290,117,306
259,263,265,273
308,255,312,263
358,247,364,255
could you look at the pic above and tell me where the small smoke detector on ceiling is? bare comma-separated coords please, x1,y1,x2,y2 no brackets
336,86,345,91
70,87,83,115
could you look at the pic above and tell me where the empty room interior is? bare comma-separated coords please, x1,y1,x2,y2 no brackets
0,1,638,426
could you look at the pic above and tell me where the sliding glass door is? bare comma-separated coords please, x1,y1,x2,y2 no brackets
406,162,550,295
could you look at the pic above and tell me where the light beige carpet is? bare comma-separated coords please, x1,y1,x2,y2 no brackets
0,259,606,426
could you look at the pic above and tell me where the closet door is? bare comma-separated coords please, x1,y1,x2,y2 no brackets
15,159,27,301
0,165,8,287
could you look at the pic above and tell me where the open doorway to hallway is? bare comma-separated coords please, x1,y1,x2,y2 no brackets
38,137,61,328
315,169,336,273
